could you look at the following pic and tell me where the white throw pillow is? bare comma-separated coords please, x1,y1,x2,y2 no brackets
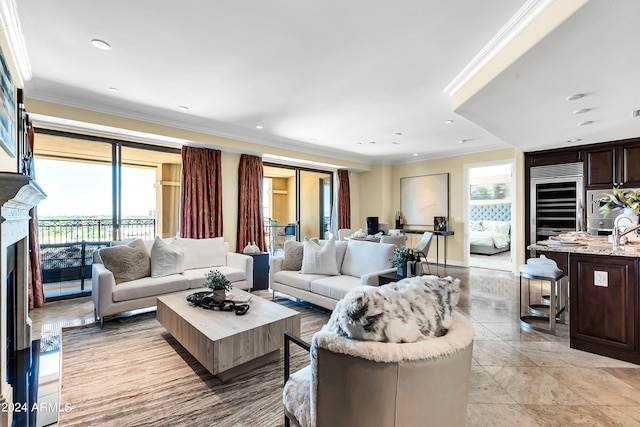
301,235,339,275
177,237,226,270
341,240,394,277
150,237,185,277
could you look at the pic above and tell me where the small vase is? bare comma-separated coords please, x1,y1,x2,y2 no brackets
212,289,226,303
615,207,639,230
397,265,406,277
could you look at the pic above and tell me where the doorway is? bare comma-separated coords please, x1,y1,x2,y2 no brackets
463,160,515,272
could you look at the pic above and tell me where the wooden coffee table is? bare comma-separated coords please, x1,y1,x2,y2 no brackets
157,288,301,382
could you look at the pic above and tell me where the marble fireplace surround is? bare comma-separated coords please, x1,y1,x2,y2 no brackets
0,172,45,427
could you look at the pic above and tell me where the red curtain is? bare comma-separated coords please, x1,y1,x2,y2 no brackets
337,169,351,229
180,146,223,238
237,154,266,252
27,121,44,309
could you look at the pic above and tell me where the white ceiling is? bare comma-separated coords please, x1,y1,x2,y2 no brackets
8,0,640,165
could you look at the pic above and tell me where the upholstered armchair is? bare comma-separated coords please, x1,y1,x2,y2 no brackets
283,312,474,427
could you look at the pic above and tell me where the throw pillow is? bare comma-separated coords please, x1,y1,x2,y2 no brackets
325,275,461,343
150,237,185,278
99,238,151,284
341,239,394,277
282,240,304,271
301,235,339,275
177,237,226,270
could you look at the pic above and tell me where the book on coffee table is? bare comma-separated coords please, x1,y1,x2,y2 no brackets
225,293,253,303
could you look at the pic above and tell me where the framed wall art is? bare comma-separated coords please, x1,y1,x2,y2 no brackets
0,45,16,158
400,173,449,227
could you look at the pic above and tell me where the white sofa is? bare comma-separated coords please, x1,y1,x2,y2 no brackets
92,237,253,325
270,239,396,310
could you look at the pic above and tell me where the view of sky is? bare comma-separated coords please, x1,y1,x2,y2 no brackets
35,158,157,218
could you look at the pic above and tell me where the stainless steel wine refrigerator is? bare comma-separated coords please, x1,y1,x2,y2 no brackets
530,162,584,244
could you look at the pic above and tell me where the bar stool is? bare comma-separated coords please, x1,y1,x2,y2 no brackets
518,256,567,334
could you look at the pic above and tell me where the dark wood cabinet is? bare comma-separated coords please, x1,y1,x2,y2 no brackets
585,147,615,188
620,144,640,187
584,138,640,188
526,147,582,167
569,254,638,363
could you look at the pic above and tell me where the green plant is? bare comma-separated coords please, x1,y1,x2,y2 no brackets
391,246,411,268
205,270,231,291
599,186,640,217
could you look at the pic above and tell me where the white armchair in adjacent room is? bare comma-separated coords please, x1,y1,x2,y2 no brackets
412,231,433,274
379,234,407,248
337,228,352,241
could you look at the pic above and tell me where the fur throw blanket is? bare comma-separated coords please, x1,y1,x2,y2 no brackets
325,275,461,343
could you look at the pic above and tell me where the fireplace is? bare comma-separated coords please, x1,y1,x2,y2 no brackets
0,173,46,427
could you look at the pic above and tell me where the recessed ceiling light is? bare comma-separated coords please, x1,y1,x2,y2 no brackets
177,105,189,111
256,125,263,129
91,39,111,50
108,87,119,92
310,138,317,142
567,138,582,143
356,142,362,145
392,141,399,145
412,153,418,156
578,120,593,126
393,132,402,136
633,110,640,117
573,108,590,114
566,94,584,101
369,141,376,144
458,139,467,144
444,120,454,124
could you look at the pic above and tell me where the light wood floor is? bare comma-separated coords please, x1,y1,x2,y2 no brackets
30,265,640,426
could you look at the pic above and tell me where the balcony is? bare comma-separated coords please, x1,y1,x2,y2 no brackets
38,218,156,299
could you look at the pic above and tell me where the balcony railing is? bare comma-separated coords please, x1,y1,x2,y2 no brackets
38,218,156,289
38,218,156,244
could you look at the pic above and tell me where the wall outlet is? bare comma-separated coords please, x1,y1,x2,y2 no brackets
594,270,608,287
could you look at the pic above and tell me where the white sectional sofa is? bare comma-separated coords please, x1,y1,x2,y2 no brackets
92,236,253,325
270,238,397,310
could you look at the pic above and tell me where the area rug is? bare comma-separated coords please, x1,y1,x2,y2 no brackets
58,293,330,427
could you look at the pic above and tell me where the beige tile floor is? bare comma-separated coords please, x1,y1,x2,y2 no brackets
30,265,640,426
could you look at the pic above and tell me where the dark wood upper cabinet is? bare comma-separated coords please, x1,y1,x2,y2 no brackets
585,147,615,188
620,144,640,187
584,139,640,189
526,149,582,167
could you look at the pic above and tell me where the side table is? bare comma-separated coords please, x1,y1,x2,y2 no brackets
378,271,404,286
249,252,270,290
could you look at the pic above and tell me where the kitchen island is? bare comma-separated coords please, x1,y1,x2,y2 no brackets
529,236,640,365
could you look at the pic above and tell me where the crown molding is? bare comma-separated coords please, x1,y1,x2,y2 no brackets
443,0,554,97
0,0,32,84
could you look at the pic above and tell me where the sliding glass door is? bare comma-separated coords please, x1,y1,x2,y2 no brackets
263,164,333,253
34,130,181,299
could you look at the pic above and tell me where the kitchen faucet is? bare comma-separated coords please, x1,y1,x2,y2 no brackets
612,217,640,248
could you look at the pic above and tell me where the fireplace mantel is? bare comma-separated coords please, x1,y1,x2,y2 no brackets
0,172,46,427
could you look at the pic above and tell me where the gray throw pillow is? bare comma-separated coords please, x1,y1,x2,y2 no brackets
281,240,304,271
99,238,151,284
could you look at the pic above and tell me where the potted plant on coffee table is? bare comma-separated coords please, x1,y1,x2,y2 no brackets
205,270,232,302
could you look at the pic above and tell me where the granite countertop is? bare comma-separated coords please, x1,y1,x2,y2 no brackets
528,232,640,258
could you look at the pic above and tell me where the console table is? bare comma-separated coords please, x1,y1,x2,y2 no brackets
400,229,455,268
